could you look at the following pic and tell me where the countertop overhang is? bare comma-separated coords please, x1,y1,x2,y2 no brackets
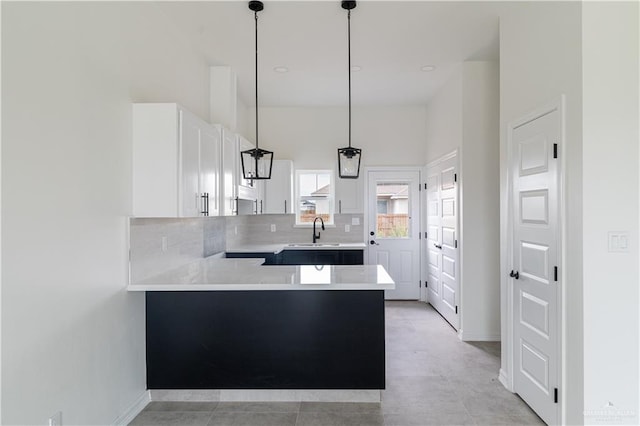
128,257,394,292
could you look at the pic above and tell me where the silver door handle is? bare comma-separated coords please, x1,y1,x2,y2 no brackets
370,240,379,246
434,243,442,250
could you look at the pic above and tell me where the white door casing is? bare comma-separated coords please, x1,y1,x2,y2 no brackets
508,101,562,425
366,169,421,300
425,153,460,329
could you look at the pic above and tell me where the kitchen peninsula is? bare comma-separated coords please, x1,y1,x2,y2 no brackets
128,256,394,393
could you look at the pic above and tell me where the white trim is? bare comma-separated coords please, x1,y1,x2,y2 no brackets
425,149,458,169
503,95,565,425
499,369,513,392
147,389,380,403
112,390,150,426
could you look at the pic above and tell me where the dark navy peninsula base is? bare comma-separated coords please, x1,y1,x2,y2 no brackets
145,290,385,390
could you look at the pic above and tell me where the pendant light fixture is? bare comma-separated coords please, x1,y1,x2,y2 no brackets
241,0,273,180
337,0,362,179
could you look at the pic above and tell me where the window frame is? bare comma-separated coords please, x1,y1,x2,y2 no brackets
294,169,335,226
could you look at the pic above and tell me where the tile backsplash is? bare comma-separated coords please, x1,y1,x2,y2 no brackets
129,213,364,282
225,214,365,247
129,217,226,283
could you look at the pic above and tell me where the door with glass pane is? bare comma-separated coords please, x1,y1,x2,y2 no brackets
367,170,421,299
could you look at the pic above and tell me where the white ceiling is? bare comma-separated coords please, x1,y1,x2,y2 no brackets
155,1,501,107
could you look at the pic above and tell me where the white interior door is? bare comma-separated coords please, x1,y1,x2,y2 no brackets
367,170,420,300
511,108,560,425
425,155,459,329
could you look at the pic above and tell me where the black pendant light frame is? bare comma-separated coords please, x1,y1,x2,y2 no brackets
337,0,362,179
241,0,274,180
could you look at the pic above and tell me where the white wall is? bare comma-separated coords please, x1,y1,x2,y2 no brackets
499,2,584,423
424,67,463,164
460,61,500,341
582,2,639,424
2,3,210,424
424,61,500,341
252,106,428,169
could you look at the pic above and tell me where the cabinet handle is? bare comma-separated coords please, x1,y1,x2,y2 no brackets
434,243,442,250
233,197,239,215
339,200,342,214
284,200,287,214
254,199,258,215
200,193,209,216
260,200,263,214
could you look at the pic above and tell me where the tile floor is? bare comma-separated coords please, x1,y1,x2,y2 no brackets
130,301,544,426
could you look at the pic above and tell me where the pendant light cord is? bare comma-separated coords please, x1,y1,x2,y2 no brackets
254,10,259,150
347,9,352,149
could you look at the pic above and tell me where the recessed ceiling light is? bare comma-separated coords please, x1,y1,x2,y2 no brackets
351,65,362,72
273,66,289,73
421,65,436,72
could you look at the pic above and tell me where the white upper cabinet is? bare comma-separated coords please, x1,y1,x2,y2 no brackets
335,175,364,214
264,160,294,214
132,103,220,217
236,135,258,201
221,128,238,216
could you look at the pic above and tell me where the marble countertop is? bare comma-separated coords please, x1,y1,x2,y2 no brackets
128,256,394,292
225,242,367,254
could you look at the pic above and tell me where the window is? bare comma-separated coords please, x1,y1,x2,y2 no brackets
295,170,334,225
375,182,409,237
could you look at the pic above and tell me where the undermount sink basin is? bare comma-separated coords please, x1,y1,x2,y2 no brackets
287,243,340,247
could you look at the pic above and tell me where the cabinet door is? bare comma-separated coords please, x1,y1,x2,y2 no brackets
237,136,257,201
264,160,293,214
222,129,237,215
179,110,201,217
335,176,363,214
200,125,221,216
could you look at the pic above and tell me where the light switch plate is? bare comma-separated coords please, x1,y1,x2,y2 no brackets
270,224,276,232
608,231,630,253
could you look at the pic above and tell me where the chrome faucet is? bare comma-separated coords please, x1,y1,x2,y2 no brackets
313,217,325,243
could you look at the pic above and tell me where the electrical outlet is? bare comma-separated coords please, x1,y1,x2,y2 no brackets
270,224,276,232
345,224,350,232
161,236,168,252
608,231,630,252
352,217,360,226
48,411,62,426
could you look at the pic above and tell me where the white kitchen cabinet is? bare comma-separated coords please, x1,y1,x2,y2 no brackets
133,103,220,217
335,175,364,214
236,135,258,202
264,160,294,214
221,128,238,216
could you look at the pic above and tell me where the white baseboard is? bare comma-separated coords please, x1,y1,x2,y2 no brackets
498,368,513,392
113,390,150,426
147,389,380,403
457,329,501,342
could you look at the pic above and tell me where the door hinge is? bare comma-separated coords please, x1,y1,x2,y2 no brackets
553,143,558,159
425,281,428,288
419,232,421,240
418,183,421,191
554,388,558,403
424,183,427,190
454,173,457,183
419,280,422,288
455,306,458,314
425,232,428,239
554,266,558,282
455,239,458,248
